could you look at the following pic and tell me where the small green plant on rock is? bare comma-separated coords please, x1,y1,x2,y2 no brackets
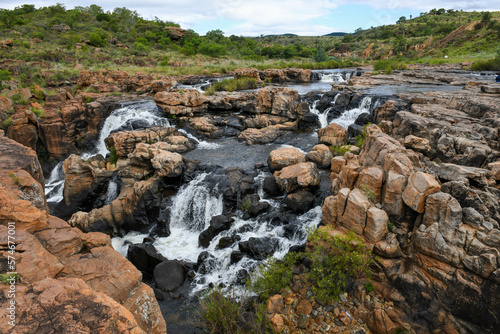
2,116,12,128
108,147,118,165
240,198,252,214
11,93,29,105
8,172,19,185
330,144,350,156
361,185,376,203
365,281,376,293
0,273,20,284
30,107,45,118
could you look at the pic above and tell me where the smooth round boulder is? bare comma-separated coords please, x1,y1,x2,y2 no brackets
267,147,306,171
306,144,333,169
284,190,315,213
153,260,185,292
317,123,348,146
239,237,279,260
127,243,167,275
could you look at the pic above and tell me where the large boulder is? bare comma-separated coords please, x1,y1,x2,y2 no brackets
268,147,306,171
153,260,185,292
317,123,348,146
274,162,320,193
284,190,315,213
255,86,308,119
239,237,279,260
151,150,184,178
154,89,208,116
306,144,333,169
6,110,38,150
199,214,235,248
127,243,167,275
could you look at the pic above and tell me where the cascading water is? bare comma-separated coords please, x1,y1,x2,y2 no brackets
309,93,341,129
45,161,64,203
90,100,170,158
179,129,221,150
104,176,119,205
331,96,372,129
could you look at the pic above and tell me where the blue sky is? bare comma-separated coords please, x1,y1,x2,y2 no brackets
1,1,499,36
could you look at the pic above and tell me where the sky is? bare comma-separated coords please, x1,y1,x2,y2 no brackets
0,0,499,36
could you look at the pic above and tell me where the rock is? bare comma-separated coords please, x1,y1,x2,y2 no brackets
199,214,235,248
81,232,111,248
6,110,38,151
306,144,333,169
402,172,441,213
296,300,313,315
355,166,383,203
270,313,285,333
255,86,307,119
274,162,320,193
0,96,12,113
235,67,262,82
153,260,185,292
165,26,186,40
317,123,348,146
151,150,184,177
264,176,281,196
481,85,500,94
267,294,284,313
238,126,281,144
284,190,315,213
230,250,243,264
154,89,207,116
403,135,431,153
239,237,279,260
487,161,500,181
340,188,371,235
381,171,407,219
268,147,306,171
422,192,462,243
1,278,146,334
365,207,389,243
127,243,167,275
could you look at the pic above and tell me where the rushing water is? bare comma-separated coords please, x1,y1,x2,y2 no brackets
46,68,460,297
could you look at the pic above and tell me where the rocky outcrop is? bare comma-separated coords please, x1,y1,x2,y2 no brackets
0,137,166,334
105,126,192,157
322,124,500,333
317,123,348,146
154,89,208,116
235,68,312,83
6,110,38,150
255,87,309,120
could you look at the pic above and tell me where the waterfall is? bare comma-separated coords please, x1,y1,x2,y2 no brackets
45,162,64,203
309,93,340,129
179,129,221,150
105,175,119,205
153,173,223,262
331,96,372,129
89,100,170,159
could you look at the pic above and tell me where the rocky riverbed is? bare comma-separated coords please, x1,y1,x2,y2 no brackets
0,65,499,333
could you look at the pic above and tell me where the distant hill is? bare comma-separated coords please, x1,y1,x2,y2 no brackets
324,32,347,37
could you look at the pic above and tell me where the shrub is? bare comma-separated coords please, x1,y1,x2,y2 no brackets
330,145,350,156
89,32,105,47
365,281,376,292
0,69,11,81
2,116,12,128
30,107,45,118
108,147,118,164
306,227,373,303
206,77,258,95
11,93,29,105
355,123,371,148
199,288,271,334
240,198,252,213
373,59,407,73
247,252,301,301
8,172,19,185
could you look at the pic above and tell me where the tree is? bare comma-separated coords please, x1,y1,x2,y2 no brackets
481,12,492,25
397,16,406,24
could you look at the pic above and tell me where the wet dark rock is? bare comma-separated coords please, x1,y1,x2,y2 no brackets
348,123,364,138
355,112,372,126
283,223,302,239
264,176,281,196
217,235,241,249
242,194,271,217
199,214,235,248
236,269,249,284
230,251,243,264
284,190,315,213
239,237,279,260
154,260,186,292
441,180,470,204
197,251,216,274
127,243,167,275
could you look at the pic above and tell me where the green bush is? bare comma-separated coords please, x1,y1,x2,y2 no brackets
0,69,11,81
88,32,105,47
108,147,118,164
11,93,29,105
199,288,271,334
355,123,371,148
206,77,258,95
247,252,301,301
306,227,373,303
365,281,376,293
2,116,12,128
330,145,350,156
30,107,45,118
373,59,407,73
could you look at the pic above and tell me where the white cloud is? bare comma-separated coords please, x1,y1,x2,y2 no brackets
0,0,498,36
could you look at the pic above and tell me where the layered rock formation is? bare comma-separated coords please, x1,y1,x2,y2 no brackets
0,136,166,333
322,123,500,333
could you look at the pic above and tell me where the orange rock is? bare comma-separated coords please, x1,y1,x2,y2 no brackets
274,162,321,193
402,172,441,213
268,147,306,171
0,96,12,112
82,232,112,248
268,294,284,314
317,123,348,146
270,313,285,333
296,300,313,315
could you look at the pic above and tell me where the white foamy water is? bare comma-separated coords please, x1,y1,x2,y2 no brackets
309,93,341,129
179,129,222,150
153,173,224,262
45,161,64,203
112,231,150,256
87,100,170,159
331,96,372,129
105,180,118,205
